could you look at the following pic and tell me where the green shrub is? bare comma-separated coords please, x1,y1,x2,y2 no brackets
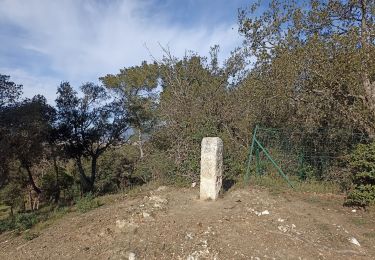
0,182,25,215
298,164,317,181
345,184,375,207
75,193,100,213
96,145,140,194
15,212,38,230
0,218,16,233
23,231,39,240
345,142,375,207
135,151,176,184
1,212,43,233
40,168,74,202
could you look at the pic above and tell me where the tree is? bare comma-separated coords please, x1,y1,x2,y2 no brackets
0,181,24,216
0,95,55,194
55,82,129,193
100,61,159,159
0,74,22,108
0,74,23,186
345,141,375,207
149,49,247,183
238,0,375,134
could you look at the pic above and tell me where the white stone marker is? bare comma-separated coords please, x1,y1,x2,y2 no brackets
200,137,223,200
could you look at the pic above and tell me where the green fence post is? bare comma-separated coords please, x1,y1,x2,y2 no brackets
255,145,260,176
245,125,259,184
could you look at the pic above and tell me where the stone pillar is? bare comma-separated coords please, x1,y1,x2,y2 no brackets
200,137,223,200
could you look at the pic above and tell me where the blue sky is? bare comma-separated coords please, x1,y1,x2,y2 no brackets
0,0,249,103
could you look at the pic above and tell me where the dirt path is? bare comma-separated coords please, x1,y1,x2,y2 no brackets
1,186,374,259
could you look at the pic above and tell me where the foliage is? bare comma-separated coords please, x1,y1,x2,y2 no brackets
153,52,246,183
0,95,55,194
75,193,100,213
249,175,341,194
14,212,38,230
0,205,72,233
134,151,175,184
238,0,375,134
55,82,130,192
345,184,375,207
95,145,140,194
40,167,74,203
23,231,39,240
0,74,23,185
0,217,15,233
0,74,22,108
0,182,25,215
345,142,375,207
2,1,375,216
101,61,159,159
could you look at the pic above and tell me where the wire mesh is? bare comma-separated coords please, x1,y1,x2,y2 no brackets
250,126,371,180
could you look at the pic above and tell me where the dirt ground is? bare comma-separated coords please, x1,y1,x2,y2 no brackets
1,185,375,260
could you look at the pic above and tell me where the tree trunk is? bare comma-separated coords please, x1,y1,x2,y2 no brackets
52,156,60,203
76,157,92,193
24,163,41,194
28,189,33,210
138,128,144,159
360,0,375,112
90,155,98,187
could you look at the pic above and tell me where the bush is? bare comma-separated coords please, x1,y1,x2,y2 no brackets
96,145,139,194
75,193,100,213
345,184,375,207
1,211,47,233
24,231,39,240
134,151,176,185
345,142,375,207
0,218,16,233
40,168,74,202
0,212,40,233
0,182,25,215
15,212,38,230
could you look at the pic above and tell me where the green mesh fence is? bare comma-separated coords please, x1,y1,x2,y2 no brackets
245,125,371,187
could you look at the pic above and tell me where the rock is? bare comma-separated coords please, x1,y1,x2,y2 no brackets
349,237,360,247
351,209,357,213
200,239,208,248
128,252,136,260
254,210,269,216
156,186,167,191
277,218,285,222
116,219,127,229
142,212,154,221
278,225,288,233
185,233,194,240
149,195,168,204
115,219,139,234
200,137,223,201
187,255,198,260
153,203,162,209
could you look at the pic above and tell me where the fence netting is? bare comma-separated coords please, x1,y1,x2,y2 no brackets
246,126,371,183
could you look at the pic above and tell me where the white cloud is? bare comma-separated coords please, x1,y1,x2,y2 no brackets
0,0,241,102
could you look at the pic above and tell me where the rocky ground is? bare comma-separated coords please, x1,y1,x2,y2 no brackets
0,185,375,259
